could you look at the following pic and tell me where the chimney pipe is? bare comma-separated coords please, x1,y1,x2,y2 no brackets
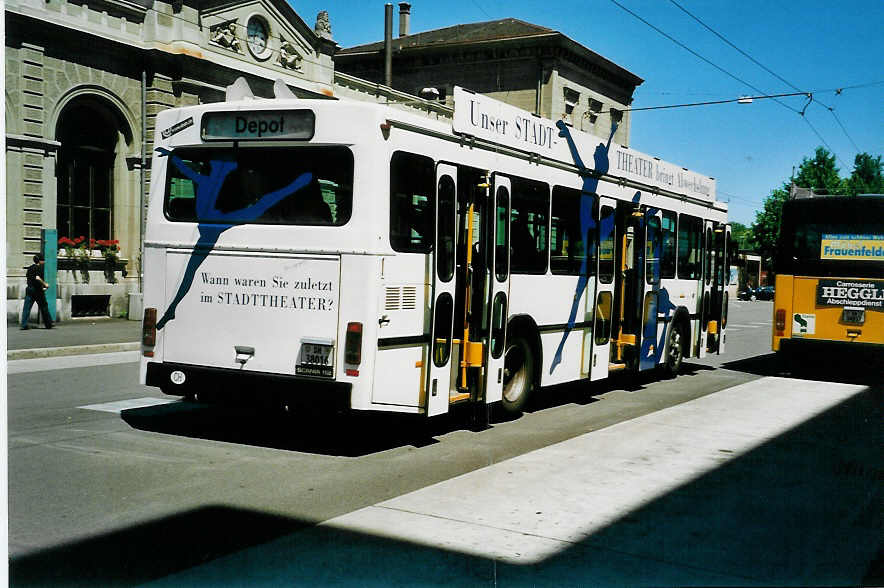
384,3,393,87
398,2,411,37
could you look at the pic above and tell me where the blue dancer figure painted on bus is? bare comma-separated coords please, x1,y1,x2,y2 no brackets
154,147,313,330
549,120,618,373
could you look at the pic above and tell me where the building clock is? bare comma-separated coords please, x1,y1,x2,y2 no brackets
247,16,271,59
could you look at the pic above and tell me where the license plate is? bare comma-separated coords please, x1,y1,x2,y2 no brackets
296,342,334,377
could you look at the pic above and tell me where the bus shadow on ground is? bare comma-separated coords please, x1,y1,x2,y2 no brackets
523,362,716,417
723,350,882,386
121,402,461,456
124,361,720,451
14,386,882,587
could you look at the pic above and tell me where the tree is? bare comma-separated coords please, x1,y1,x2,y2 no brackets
750,147,882,266
792,147,844,195
730,221,755,250
751,187,789,263
846,153,883,196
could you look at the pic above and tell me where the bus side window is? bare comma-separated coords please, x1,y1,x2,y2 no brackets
510,176,549,274
390,152,435,253
678,214,701,280
550,186,594,276
661,210,676,278
598,205,615,283
646,214,661,285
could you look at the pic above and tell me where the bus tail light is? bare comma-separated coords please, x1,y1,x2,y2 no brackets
775,308,786,336
345,322,363,370
142,307,158,355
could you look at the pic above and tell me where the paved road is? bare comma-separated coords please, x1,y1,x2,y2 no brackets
7,301,882,586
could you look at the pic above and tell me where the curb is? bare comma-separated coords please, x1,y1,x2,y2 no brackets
8,342,141,360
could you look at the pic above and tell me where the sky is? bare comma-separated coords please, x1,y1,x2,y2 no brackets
292,1,883,225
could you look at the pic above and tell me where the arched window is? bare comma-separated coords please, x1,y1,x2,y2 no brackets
56,99,121,244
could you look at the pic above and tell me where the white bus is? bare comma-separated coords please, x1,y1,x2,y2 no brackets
140,81,730,419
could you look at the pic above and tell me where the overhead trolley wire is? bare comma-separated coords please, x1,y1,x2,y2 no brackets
606,0,799,115
829,110,861,153
666,0,863,163
718,189,763,205
667,0,801,94
622,91,809,113
609,0,856,169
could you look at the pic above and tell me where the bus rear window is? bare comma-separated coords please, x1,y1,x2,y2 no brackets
776,198,884,277
163,146,353,226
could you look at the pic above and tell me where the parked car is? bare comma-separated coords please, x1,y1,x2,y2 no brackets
756,285,775,300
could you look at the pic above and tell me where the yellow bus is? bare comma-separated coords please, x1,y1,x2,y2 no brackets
772,194,884,355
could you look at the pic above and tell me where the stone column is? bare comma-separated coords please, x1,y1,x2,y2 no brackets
5,42,66,320
20,43,47,261
142,72,176,219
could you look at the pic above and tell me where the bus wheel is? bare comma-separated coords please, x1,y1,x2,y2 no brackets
502,336,533,413
663,323,685,377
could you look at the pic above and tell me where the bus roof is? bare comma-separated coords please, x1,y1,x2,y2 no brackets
155,82,721,210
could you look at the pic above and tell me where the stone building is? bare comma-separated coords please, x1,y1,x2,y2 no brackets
335,5,643,146
5,0,340,321
6,0,640,322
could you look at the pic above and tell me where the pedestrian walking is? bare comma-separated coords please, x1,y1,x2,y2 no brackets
21,253,53,330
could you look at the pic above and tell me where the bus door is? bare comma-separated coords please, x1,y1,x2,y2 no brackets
591,197,617,380
608,201,644,371
697,220,716,358
427,164,458,417
639,207,663,371
483,175,511,404
715,224,731,354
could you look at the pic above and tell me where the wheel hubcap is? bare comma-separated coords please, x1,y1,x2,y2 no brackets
669,329,681,366
503,345,526,403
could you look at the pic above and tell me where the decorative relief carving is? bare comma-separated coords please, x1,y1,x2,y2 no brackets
277,39,302,71
210,20,242,54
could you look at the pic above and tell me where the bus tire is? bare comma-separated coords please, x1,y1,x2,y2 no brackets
663,321,686,377
501,335,534,414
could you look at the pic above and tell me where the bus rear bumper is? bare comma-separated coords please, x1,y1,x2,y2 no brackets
780,337,883,353
779,338,883,376
145,361,352,411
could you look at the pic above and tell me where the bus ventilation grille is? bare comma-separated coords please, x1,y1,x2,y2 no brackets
385,286,417,311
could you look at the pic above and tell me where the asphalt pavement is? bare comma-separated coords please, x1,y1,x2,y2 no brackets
6,318,141,359
6,302,883,585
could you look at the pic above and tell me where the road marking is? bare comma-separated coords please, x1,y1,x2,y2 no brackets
727,323,760,328
7,350,140,374
79,397,179,414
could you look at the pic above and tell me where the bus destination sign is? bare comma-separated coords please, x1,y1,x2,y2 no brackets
201,110,315,141
820,233,884,261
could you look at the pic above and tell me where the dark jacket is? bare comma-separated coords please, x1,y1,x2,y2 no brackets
26,263,46,300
